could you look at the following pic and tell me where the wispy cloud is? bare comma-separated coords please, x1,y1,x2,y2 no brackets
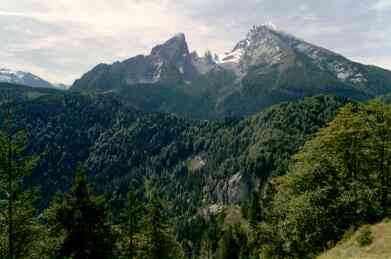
0,10,39,17
372,0,391,10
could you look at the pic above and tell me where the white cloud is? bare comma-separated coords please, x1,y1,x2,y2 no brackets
372,0,391,10
353,56,391,70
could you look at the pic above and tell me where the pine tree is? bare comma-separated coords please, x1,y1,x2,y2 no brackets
204,214,219,258
217,226,240,259
46,168,116,259
144,190,184,259
120,189,144,259
0,109,39,259
248,190,262,226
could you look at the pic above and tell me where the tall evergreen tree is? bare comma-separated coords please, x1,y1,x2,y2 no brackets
199,213,222,259
144,190,184,259
46,168,116,259
119,189,144,259
248,191,262,226
217,226,241,259
0,109,39,259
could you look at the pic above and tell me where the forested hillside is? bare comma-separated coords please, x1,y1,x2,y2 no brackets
1,82,391,258
0,83,347,207
248,101,391,258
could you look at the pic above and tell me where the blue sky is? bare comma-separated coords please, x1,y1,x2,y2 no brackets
1,0,390,84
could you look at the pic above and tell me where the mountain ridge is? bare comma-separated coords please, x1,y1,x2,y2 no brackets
70,25,391,118
72,33,216,91
0,67,61,89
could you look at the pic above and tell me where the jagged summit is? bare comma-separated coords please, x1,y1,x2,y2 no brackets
218,23,292,70
72,25,391,118
260,22,278,30
72,33,217,90
217,24,369,85
151,32,190,61
248,23,279,36
173,32,186,40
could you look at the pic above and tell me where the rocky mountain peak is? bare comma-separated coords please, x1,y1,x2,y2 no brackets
218,24,292,72
151,33,190,63
246,24,278,39
72,25,388,97
218,23,365,83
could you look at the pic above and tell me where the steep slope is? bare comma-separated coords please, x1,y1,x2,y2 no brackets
218,25,391,116
0,84,348,211
220,24,382,88
71,25,391,119
0,68,56,88
318,219,391,259
0,86,352,257
72,33,216,92
86,95,347,210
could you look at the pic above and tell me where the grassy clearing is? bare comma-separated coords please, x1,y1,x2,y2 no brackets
318,218,391,259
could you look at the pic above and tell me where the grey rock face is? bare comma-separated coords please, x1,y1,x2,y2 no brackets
72,33,217,90
71,25,391,118
219,24,373,85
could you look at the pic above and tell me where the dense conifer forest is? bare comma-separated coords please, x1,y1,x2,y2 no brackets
1,83,391,258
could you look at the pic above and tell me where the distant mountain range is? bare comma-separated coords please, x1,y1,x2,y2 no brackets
70,24,391,118
3,25,391,118
0,67,66,90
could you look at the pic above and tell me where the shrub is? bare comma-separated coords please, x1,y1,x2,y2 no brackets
357,226,373,247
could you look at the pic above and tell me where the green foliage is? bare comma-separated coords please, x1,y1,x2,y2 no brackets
0,110,40,259
2,84,367,258
248,191,262,226
46,168,116,259
118,189,144,258
356,226,373,247
258,101,391,258
217,224,249,259
0,87,350,257
144,190,185,259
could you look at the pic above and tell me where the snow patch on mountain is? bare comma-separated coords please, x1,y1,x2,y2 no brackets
191,51,218,74
0,68,54,88
331,63,367,83
219,48,244,63
215,24,371,85
153,59,164,81
74,26,378,91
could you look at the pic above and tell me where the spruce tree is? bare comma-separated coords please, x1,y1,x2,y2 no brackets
248,191,262,226
203,214,219,258
46,168,116,259
144,190,184,259
217,226,240,259
0,109,39,259
120,189,144,259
